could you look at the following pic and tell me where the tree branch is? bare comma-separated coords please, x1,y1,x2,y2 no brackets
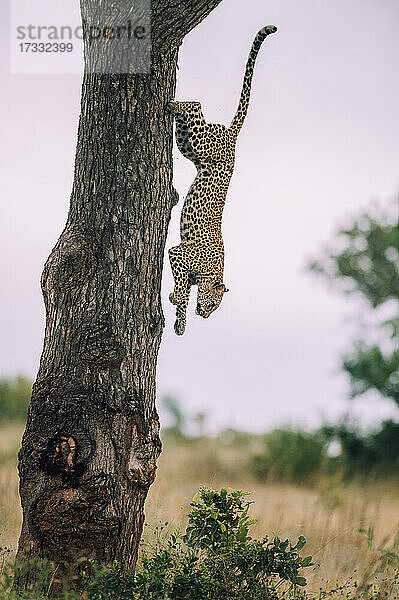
152,0,224,50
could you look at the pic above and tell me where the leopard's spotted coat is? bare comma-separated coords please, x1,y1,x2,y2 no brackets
168,25,277,335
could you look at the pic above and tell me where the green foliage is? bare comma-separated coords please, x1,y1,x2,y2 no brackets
251,429,325,483
309,203,399,407
183,487,256,550
0,376,31,423
343,343,399,404
82,561,136,599
251,422,399,482
183,488,313,591
0,541,67,600
322,420,399,476
0,489,313,599
85,488,313,599
309,208,399,308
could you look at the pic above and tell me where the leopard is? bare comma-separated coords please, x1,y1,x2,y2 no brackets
167,25,277,335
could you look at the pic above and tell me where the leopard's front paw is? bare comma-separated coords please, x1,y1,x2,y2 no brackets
174,318,186,336
167,101,179,114
174,305,187,335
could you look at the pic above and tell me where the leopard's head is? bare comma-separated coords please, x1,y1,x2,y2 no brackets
196,279,229,319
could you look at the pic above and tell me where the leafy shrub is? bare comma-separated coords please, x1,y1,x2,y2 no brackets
0,377,31,423
0,488,313,599
251,429,326,483
84,487,313,599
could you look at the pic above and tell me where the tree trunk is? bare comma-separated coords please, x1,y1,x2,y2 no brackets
16,0,223,584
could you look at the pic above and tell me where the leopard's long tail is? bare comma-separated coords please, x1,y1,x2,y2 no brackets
229,25,277,138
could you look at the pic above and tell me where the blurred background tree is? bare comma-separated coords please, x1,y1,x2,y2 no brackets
162,395,186,439
161,395,209,439
0,376,31,423
309,200,399,408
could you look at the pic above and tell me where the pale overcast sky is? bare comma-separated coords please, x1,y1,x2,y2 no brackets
1,0,398,432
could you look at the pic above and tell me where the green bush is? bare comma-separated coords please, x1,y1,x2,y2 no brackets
0,488,313,599
84,487,313,599
251,429,326,483
0,377,31,423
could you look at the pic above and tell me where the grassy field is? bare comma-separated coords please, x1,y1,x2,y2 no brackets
1,423,398,596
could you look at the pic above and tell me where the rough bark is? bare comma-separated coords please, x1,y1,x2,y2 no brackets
16,0,223,584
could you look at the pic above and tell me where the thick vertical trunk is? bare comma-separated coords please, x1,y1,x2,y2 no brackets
17,54,177,572
16,0,223,585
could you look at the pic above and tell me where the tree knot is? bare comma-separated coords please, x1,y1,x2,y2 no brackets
54,436,77,472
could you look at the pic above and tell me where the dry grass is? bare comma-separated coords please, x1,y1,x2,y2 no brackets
1,424,398,595
147,439,399,593
0,423,23,551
